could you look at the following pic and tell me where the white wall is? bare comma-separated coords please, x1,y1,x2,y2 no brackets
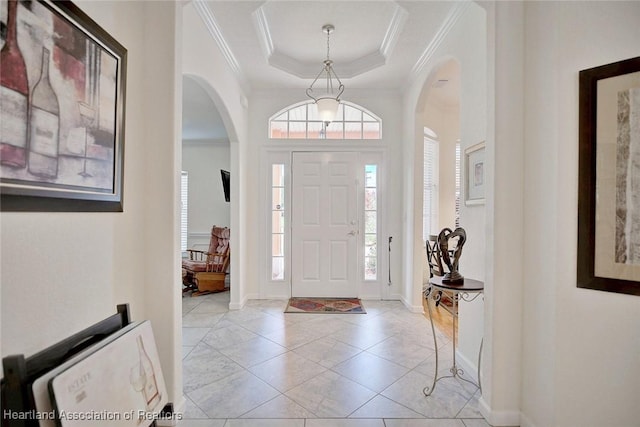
248,89,405,303
182,140,231,249
1,0,183,406
521,2,640,426
181,1,248,309
480,2,525,425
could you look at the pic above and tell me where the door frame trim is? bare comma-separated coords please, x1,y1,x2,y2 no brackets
260,145,388,300
290,151,359,298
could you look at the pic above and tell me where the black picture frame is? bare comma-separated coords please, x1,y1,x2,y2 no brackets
0,0,127,212
577,56,640,295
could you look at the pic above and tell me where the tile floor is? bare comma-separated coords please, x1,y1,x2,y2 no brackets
179,291,491,427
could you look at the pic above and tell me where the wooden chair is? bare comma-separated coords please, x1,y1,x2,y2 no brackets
182,226,230,296
425,227,468,308
426,229,466,279
426,235,447,307
426,234,444,278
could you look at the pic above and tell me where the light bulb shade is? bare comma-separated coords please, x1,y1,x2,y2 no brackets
316,98,339,124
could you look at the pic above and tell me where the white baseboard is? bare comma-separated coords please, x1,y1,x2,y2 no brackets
400,295,424,313
262,293,290,299
478,396,522,426
229,293,257,310
228,301,243,310
385,293,403,301
359,293,382,300
519,412,535,427
173,395,187,414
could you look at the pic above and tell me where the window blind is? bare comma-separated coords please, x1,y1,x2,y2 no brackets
455,142,461,228
180,171,188,252
423,131,439,241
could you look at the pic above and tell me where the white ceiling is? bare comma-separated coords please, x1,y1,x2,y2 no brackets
182,0,462,140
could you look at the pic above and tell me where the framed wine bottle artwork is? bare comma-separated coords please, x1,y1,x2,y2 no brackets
0,0,126,211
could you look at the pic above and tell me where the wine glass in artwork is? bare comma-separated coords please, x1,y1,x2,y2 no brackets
77,101,95,178
129,362,147,393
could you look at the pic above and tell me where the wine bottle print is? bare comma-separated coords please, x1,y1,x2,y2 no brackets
28,46,60,178
136,335,161,410
0,0,29,168
78,39,98,178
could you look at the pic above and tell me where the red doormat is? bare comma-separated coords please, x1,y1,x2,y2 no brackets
285,298,366,314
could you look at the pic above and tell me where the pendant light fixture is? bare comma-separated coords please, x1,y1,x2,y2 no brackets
306,24,344,126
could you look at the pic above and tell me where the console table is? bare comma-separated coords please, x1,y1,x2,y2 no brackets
423,275,483,396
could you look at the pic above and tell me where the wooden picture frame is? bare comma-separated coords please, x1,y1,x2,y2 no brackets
464,141,485,206
0,0,127,211
577,56,640,295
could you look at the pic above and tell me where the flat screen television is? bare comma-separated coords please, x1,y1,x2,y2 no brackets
220,170,230,202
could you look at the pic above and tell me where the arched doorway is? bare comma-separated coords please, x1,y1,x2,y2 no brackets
414,56,485,395
181,74,240,308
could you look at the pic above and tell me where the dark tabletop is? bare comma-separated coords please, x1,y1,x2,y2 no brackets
428,275,484,292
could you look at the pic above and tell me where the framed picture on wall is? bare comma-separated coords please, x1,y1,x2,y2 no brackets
577,56,640,295
464,141,485,206
0,0,127,211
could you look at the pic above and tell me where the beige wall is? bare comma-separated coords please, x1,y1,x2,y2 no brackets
248,88,405,301
182,140,231,248
483,2,525,423
1,0,183,405
521,2,640,426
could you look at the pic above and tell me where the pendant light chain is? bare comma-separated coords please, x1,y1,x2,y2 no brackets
326,28,331,93
306,24,345,126
326,27,331,62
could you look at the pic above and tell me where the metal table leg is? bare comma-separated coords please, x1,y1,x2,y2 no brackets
423,286,481,396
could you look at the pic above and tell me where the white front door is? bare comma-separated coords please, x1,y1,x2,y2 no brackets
291,152,359,297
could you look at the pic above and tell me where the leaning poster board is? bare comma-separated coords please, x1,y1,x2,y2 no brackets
37,320,167,426
31,321,139,426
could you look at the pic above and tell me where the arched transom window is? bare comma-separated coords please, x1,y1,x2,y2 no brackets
269,100,381,139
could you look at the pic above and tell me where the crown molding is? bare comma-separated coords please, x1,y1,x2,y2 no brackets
253,5,274,59
408,1,470,84
192,0,250,93
381,4,408,58
252,2,408,80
